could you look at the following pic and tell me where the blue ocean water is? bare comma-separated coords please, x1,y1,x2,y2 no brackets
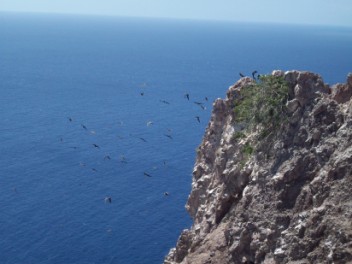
0,12,351,264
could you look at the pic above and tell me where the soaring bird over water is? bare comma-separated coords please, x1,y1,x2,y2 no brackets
104,197,112,203
239,72,245,78
144,172,152,177
67,117,73,122
93,144,100,149
184,93,190,100
195,116,200,123
81,124,88,130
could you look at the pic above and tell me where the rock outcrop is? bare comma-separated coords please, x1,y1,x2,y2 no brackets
165,71,352,264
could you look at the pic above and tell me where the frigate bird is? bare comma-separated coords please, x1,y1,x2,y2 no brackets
81,124,88,130
139,137,147,142
194,101,203,105
184,93,190,100
195,116,200,123
92,144,100,149
164,134,173,140
239,72,245,78
252,70,258,80
144,172,152,177
200,105,206,110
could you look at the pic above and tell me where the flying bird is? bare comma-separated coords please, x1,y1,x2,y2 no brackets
252,70,258,80
200,105,206,110
91,168,98,172
81,124,88,130
184,93,190,100
160,100,170,105
195,116,200,123
194,101,203,105
104,197,112,203
205,97,208,101
67,117,73,122
164,192,169,196
93,144,100,149
140,92,144,96
144,172,152,177
239,72,245,78
146,121,154,126
164,134,173,140
139,137,147,142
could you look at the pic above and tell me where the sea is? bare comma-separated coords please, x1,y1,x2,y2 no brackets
0,12,351,264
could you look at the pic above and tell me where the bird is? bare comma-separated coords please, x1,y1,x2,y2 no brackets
91,168,98,172
239,72,245,78
200,105,206,110
205,97,208,101
67,117,73,122
164,192,169,196
104,197,112,203
160,100,170,105
184,93,190,100
139,137,147,142
195,116,200,123
164,134,173,140
194,101,203,105
144,172,152,177
104,155,111,160
252,70,258,80
93,144,100,149
140,92,144,96
81,124,88,130
146,121,154,126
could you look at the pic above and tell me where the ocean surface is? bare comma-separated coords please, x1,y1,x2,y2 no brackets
0,12,351,264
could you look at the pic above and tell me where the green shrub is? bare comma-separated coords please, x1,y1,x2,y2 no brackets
234,75,289,136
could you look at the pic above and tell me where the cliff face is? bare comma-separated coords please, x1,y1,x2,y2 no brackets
165,71,352,264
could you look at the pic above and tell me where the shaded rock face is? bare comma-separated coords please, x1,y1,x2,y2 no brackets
164,71,352,264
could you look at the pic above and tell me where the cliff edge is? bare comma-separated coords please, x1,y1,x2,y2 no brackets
165,70,352,264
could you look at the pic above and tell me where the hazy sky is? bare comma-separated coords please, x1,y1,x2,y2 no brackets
1,0,352,27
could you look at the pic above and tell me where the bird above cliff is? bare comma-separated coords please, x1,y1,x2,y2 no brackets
195,116,200,123
252,70,258,80
92,144,100,149
239,72,245,78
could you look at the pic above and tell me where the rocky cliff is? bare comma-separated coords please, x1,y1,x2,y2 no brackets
164,70,352,264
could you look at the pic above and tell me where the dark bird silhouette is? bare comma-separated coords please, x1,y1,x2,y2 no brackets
194,101,203,105
160,100,170,105
67,117,73,122
140,92,144,96
164,134,173,140
184,93,190,100
104,155,111,160
252,70,258,80
93,144,100,149
239,72,245,78
164,192,169,196
104,197,112,203
91,168,98,172
200,105,206,110
205,97,208,101
144,172,152,177
195,116,200,123
81,124,88,130
139,137,147,142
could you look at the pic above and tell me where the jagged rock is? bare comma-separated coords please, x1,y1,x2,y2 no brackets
165,71,352,264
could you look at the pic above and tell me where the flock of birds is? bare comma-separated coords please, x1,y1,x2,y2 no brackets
59,71,260,205
60,87,211,204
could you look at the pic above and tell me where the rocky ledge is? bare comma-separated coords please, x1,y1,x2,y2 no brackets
164,71,352,264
